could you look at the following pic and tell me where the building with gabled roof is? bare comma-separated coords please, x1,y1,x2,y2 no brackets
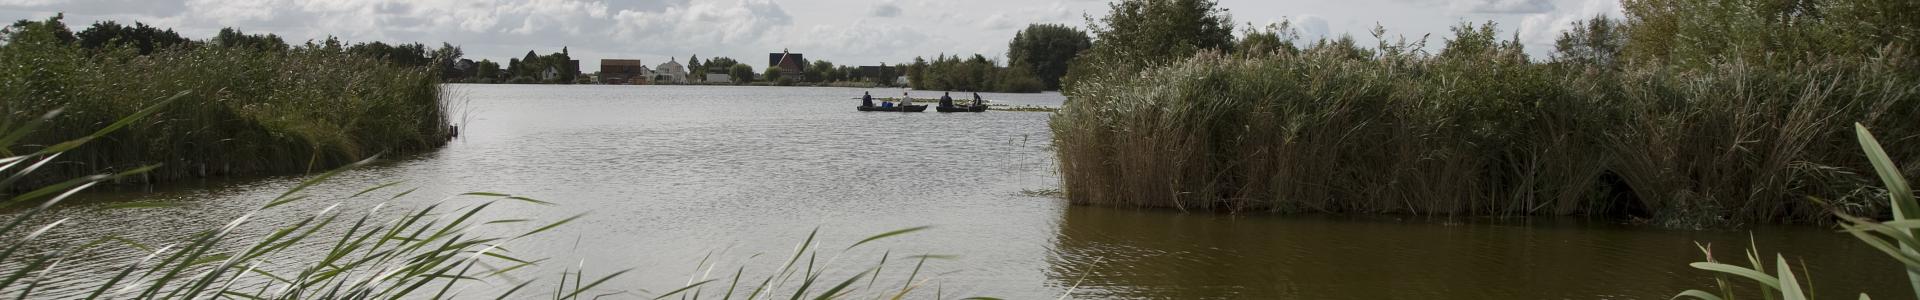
600,59,646,84
768,49,805,79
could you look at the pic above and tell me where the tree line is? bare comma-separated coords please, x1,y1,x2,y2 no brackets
904,23,1092,93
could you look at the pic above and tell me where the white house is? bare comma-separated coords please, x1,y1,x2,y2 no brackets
653,58,688,84
539,66,560,82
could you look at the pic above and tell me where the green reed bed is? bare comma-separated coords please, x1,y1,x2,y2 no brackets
0,39,451,190
1051,47,1920,225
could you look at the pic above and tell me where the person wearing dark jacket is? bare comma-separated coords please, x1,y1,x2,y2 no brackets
939,92,954,108
972,93,983,107
862,91,874,107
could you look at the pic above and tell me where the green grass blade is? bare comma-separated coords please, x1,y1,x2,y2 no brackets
491,280,536,300
650,279,717,300
516,213,583,239
847,226,930,250
558,269,630,300
1855,123,1920,296
1777,255,1807,300
350,181,408,199
0,109,61,151
1689,262,1782,290
265,155,379,209
1672,291,1726,300
809,270,869,300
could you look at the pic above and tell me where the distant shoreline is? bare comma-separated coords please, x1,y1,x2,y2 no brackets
440,81,1055,94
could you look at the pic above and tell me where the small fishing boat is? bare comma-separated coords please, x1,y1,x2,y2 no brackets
858,105,928,112
935,105,988,112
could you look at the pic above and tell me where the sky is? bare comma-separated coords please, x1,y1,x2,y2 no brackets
0,0,1624,73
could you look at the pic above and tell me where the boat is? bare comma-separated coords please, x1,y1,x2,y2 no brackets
858,105,928,112
935,105,988,112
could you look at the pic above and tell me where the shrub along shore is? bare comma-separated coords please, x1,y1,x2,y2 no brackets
1,15,453,190
1052,0,1920,226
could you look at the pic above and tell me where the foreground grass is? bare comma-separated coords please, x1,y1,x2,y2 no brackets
0,31,452,191
1674,125,1920,300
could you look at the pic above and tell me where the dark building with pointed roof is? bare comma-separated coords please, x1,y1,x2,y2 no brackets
768,49,805,79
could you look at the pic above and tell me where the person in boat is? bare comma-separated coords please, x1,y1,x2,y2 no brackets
972,93,983,107
862,91,874,107
901,91,914,107
939,92,954,108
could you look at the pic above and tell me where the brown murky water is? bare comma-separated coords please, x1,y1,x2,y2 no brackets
3,84,1904,299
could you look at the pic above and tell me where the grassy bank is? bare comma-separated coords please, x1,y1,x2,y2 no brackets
0,17,452,190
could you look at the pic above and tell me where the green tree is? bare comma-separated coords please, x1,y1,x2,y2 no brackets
808,60,834,82
433,43,464,80
763,67,783,83
707,57,740,75
475,59,502,82
76,21,189,55
729,63,755,84
1065,0,1235,92
906,57,928,89
1236,21,1299,56
1551,16,1626,68
2,13,77,46
688,55,704,79
1007,23,1091,90
213,28,288,52
1437,21,1526,63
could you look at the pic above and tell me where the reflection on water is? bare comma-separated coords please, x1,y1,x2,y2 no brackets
1048,206,1905,299
2,84,1906,299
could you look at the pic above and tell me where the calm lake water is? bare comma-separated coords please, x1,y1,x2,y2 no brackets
7,84,1905,299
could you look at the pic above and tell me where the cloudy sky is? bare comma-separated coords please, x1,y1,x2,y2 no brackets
0,0,1623,72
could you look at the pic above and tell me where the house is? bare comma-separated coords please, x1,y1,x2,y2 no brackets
653,58,688,84
600,59,646,84
539,66,560,82
767,49,805,79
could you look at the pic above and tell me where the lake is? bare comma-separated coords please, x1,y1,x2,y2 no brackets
8,84,1904,299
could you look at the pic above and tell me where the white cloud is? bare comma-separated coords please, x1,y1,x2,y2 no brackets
1294,14,1332,41
1453,0,1554,14
980,13,1014,30
1516,0,1623,52
782,18,928,64
605,0,792,59
184,0,275,25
